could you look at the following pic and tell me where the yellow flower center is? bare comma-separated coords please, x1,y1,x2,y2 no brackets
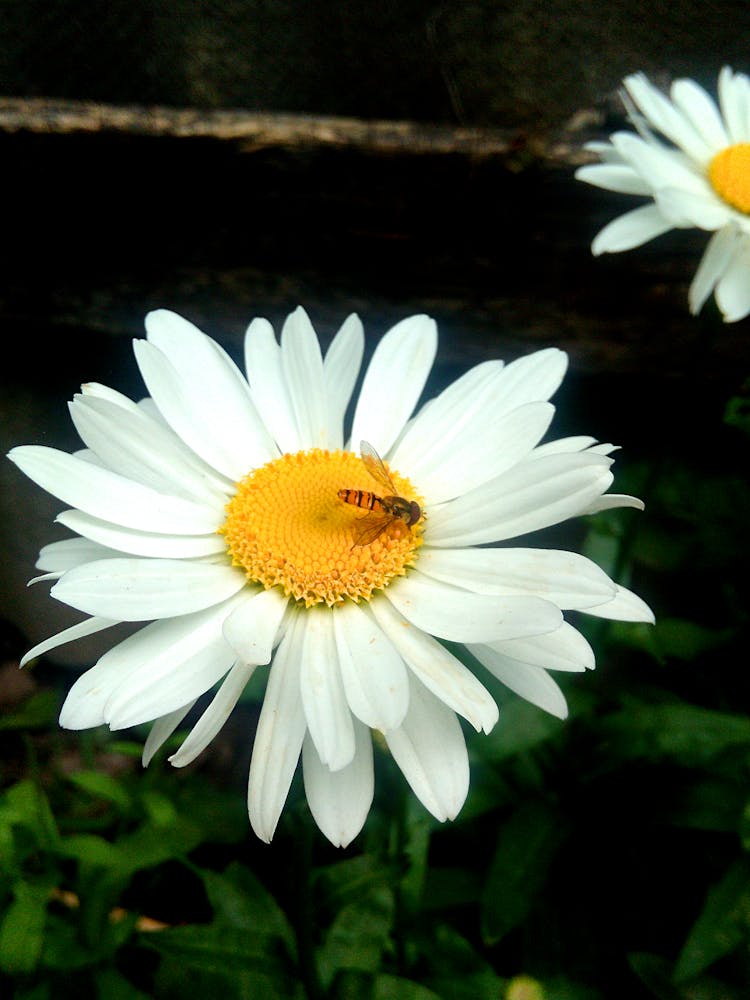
220,448,423,608
708,143,750,214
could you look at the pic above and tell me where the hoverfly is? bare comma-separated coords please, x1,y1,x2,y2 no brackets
338,440,421,547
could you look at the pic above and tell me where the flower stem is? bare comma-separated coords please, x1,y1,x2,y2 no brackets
293,811,325,1000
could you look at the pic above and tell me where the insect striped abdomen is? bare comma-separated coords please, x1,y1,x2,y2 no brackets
337,489,385,513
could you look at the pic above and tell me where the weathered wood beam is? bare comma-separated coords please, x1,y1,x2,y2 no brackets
0,96,597,165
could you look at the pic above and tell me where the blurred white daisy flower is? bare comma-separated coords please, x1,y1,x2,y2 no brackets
577,67,750,322
8,308,652,846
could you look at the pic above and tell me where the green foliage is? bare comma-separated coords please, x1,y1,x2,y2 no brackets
481,800,571,945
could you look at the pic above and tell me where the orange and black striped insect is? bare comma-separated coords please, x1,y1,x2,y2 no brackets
338,440,421,547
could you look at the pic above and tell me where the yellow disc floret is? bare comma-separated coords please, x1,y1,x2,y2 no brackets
709,143,750,214
220,448,423,607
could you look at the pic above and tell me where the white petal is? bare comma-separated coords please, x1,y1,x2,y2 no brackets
427,452,613,548
591,204,674,255
323,314,365,450
248,615,307,843
390,360,504,482
142,702,195,766
385,675,469,822
68,394,231,504
689,225,741,315
417,547,617,610
80,381,142,413
302,720,373,848
584,584,655,623
487,622,595,672
169,661,256,767
531,436,598,456
610,132,707,195
719,67,750,144
56,509,226,559
583,493,645,514
8,446,220,535
280,307,330,449
59,598,240,730
244,317,300,453
28,572,64,587
472,646,569,718
654,187,731,231
624,73,712,162
143,310,276,477
489,347,568,412
575,163,652,195
21,616,118,669
36,538,118,573
133,343,265,484
51,558,246,621
299,608,355,772
371,596,498,733
384,570,562,643
222,587,289,664
583,140,623,158
403,401,555,505
670,78,728,154
332,600,409,732
105,638,237,730
583,443,619,456
350,315,437,455
715,238,750,322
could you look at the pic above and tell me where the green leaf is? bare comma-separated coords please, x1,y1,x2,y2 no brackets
478,697,564,762
0,881,48,974
724,386,750,435
582,515,624,576
0,690,58,730
115,816,204,874
2,780,60,851
600,703,750,766
426,971,508,1000
627,953,682,1000
674,856,750,982
144,922,297,995
40,914,96,971
663,777,743,833
421,867,482,911
399,797,432,914
650,618,733,662
420,923,507,999
318,888,394,986
372,974,442,1000
106,740,146,758
481,800,570,945
198,862,295,952
94,967,153,1000
174,778,248,844
140,790,178,827
539,976,604,1000
315,855,401,915
60,833,125,870
66,770,133,811
12,984,52,1000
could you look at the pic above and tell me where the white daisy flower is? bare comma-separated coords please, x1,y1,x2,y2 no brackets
8,307,652,847
576,66,750,322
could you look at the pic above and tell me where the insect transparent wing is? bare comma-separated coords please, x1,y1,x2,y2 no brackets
350,511,392,547
359,440,397,494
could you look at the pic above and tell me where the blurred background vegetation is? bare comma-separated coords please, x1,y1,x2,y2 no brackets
2,2,750,997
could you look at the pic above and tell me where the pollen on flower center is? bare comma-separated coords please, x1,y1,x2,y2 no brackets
220,448,424,607
708,143,750,214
